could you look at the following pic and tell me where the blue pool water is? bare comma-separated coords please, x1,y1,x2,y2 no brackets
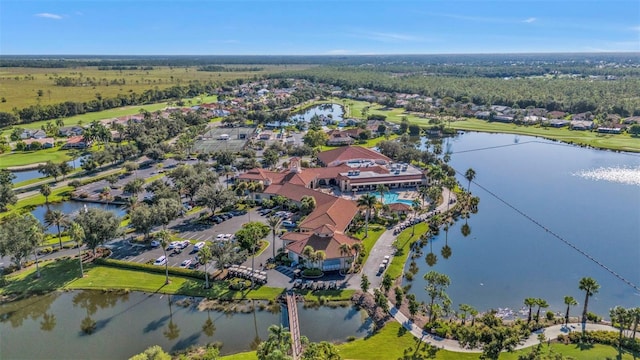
382,191,415,205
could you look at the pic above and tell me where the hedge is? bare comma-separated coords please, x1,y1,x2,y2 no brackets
94,258,207,280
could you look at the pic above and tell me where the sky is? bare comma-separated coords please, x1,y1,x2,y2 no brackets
1,0,639,55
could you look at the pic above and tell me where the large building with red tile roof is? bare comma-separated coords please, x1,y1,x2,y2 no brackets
237,146,426,271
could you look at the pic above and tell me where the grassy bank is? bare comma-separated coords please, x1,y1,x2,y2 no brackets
1,258,284,301
387,222,428,280
220,321,637,360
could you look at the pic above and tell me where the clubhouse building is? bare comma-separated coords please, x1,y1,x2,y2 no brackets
237,146,426,271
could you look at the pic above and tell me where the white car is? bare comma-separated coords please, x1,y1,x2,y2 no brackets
166,241,180,250
150,240,160,248
282,220,296,228
180,259,193,268
154,256,167,266
178,240,190,249
216,234,225,241
194,242,206,251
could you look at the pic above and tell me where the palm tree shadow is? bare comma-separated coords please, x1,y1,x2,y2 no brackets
575,342,594,351
143,314,171,333
170,333,201,352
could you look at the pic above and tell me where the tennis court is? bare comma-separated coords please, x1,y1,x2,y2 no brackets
192,126,254,153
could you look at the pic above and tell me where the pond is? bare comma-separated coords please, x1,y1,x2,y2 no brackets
0,290,372,359
31,201,127,233
405,132,640,318
289,103,345,123
10,155,88,185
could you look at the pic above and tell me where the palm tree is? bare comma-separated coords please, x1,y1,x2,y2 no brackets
351,242,363,259
44,209,67,249
610,306,631,349
40,184,51,206
579,277,600,328
156,230,172,285
411,198,421,236
69,222,85,277
302,245,315,268
464,168,476,192
314,250,326,270
357,193,377,238
524,297,537,324
563,296,577,327
376,184,388,204
29,224,44,278
535,298,548,324
339,243,352,273
418,186,429,207
630,307,640,340
267,215,282,260
199,246,212,289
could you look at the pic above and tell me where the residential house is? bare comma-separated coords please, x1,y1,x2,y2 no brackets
62,135,91,149
32,129,47,139
570,120,594,130
23,137,54,149
59,126,84,137
326,130,355,146
258,131,273,141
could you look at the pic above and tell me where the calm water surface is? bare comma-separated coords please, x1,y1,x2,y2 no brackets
0,291,372,359
406,132,640,317
31,201,126,233
290,104,344,122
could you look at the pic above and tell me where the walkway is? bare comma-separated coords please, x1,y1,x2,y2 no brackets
388,301,625,352
286,291,303,360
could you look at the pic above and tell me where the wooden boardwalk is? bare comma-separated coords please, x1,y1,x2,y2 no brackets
285,292,303,360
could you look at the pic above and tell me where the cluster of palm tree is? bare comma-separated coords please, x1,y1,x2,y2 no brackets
356,192,377,238
523,297,549,325
302,246,326,270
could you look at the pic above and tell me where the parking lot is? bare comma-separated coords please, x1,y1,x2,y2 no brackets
110,208,269,269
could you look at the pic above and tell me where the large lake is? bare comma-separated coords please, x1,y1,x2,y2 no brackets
0,290,372,359
406,132,640,317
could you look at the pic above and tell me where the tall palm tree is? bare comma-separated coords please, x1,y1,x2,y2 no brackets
563,296,577,327
156,230,172,285
524,297,537,324
267,215,282,260
411,198,421,236
464,168,476,193
535,298,548,324
69,221,85,277
579,277,600,328
417,186,429,207
199,246,212,289
357,193,377,238
314,250,326,270
339,243,352,273
610,306,631,348
28,224,44,278
40,184,51,206
630,307,640,340
302,245,315,268
44,209,67,249
376,184,388,204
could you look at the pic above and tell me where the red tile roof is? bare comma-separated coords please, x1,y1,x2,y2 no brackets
316,146,390,166
286,231,359,259
299,197,358,232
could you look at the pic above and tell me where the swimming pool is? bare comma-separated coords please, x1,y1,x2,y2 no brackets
381,191,415,205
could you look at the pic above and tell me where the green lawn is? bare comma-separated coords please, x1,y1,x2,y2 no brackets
67,265,284,300
1,258,83,296
387,222,428,279
298,289,355,302
0,147,71,169
352,225,385,268
220,351,258,360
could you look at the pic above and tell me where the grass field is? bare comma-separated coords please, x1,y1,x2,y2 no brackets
0,65,311,113
0,146,71,168
387,222,428,280
351,225,385,268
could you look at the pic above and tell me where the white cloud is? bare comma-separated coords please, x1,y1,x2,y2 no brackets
523,17,537,23
35,13,63,20
352,30,423,43
631,25,640,32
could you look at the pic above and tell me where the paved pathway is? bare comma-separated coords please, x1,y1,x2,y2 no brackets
388,300,624,352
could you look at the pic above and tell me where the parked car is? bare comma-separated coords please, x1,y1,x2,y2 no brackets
167,241,180,250
282,220,296,228
194,242,206,251
154,256,167,266
180,259,193,268
150,240,160,248
231,210,247,216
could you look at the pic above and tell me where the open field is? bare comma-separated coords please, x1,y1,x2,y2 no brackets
0,65,310,112
0,146,71,169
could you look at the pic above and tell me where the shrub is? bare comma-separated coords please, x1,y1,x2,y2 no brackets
69,180,82,188
302,268,323,277
587,312,601,323
38,246,54,255
546,311,555,321
229,278,250,290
